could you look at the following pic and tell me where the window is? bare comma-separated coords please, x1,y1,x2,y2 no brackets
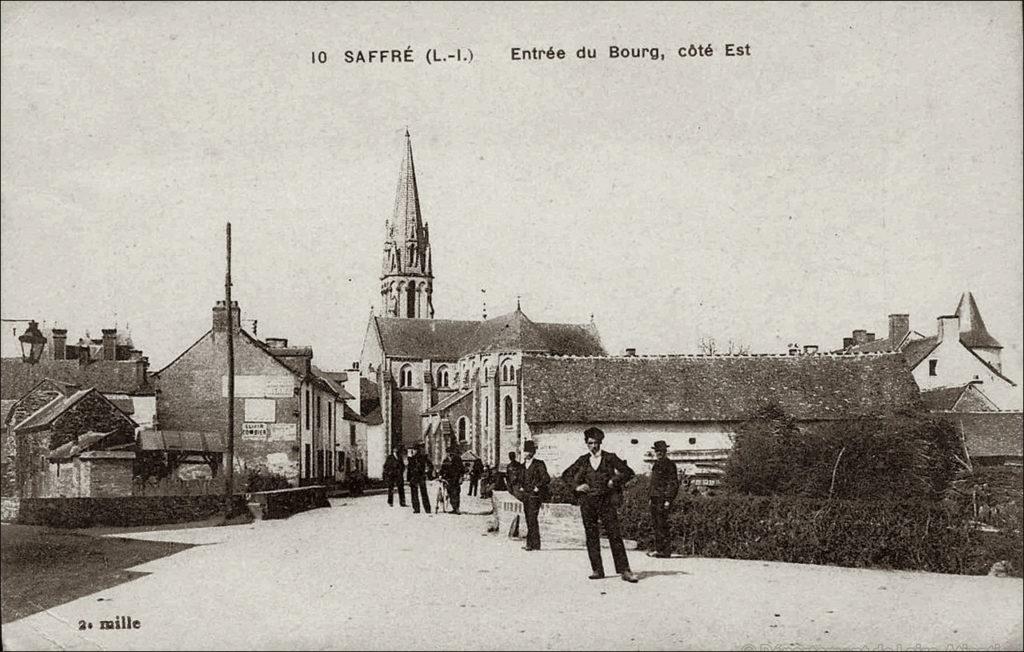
928,360,938,376
400,364,414,388
304,444,311,479
504,396,513,426
317,450,325,477
316,396,322,429
336,451,343,469
501,360,515,383
350,423,357,446
437,366,449,388
305,389,311,429
688,437,697,445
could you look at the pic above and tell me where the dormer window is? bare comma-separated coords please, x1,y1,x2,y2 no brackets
400,364,414,388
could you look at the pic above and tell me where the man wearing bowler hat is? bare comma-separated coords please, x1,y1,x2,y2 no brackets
560,427,639,583
515,440,551,551
647,440,680,558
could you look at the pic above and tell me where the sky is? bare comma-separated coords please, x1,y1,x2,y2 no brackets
2,2,1022,385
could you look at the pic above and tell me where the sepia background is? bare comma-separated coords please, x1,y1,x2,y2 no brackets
2,2,1021,391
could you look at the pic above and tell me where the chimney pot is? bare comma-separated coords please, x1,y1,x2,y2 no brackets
266,337,288,348
212,300,241,333
352,361,360,371
624,347,636,357
803,345,819,354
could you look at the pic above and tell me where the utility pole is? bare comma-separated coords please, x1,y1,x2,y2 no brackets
225,222,235,511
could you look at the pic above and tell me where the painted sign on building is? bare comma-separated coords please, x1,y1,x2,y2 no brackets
222,375,294,399
241,422,270,440
269,423,297,441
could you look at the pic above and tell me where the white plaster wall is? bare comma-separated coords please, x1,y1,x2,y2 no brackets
528,422,737,476
912,338,1019,408
365,423,386,479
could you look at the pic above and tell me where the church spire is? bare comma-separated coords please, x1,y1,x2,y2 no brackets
380,130,434,319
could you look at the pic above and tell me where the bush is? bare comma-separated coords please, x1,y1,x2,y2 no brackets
612,475,1021,576
243,468,291,493
724,403,961,501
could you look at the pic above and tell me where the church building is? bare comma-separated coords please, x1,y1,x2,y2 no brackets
358,132,606,468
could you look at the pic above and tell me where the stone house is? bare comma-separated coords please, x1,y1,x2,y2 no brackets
443,352,922,479
839,292,1020,410
5,385,138,498
152,301,350,487
1,325,154,428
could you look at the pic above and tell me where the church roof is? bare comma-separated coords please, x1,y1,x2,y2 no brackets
392,130,424,245
955,291,1002,349
373,310,606,360
520,353,920,424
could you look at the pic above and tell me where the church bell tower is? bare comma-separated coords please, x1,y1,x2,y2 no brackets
380,130,434,319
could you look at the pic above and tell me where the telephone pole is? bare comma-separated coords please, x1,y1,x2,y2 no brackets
225,223,236,510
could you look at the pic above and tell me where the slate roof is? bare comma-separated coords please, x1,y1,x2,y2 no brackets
138,430,224,453
0,357,151,399
955,292,1002,349
423,389,472,415
939,412,1024,458
520,353,921,424
373,309,606,360
14,388,138,434
920,385,972,411
900,337,939,368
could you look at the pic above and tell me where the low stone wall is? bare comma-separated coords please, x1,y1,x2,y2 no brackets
493,491,636,549
11,495,249,528
245,485,329,520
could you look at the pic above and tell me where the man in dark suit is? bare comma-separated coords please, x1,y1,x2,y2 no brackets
439,449,464,514
382,446,407,507
647,440,680,558
468,457,484,496
406,443,434,514
561,427,639,583
505,451,524,496
514,440,551,551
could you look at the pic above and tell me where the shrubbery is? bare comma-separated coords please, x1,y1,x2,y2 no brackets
723,404,961,501
243,468,291,493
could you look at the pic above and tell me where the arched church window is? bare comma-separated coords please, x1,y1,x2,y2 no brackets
399,364,414,388
406,284,416,318
437,366,449,388
458,417,467,442
501,360,516,383
504,396,513,426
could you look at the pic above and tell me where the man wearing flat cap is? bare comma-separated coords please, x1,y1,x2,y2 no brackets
560,426,639,583
515,440,550,551
647,440,680,558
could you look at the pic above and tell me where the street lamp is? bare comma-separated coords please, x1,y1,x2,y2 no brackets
18,320,47,364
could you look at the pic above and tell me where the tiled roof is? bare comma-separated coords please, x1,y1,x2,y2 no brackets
956,292,1002,349
374,311,606,360
520,353,921,424
0,357,150,399
14,389,93,432
939,412,1023,458
920,385,970,411
845,337,898,354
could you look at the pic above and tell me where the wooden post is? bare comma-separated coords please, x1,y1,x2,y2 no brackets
225,222,235,510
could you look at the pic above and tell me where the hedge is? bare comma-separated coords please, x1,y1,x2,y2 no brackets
549,475,1022,576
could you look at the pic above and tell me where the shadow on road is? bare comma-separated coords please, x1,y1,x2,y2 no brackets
634,569,690,581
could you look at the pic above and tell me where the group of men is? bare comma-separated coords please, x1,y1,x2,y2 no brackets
382,426,684,585
382,443,487,515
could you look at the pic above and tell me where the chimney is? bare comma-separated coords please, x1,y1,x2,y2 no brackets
937,315,960,343
212,300,241,333
888,314,909,345
77,341,91,366
842,336,854,349
352,361,360,371
803,345,819,355
852,329,868,345
137,356,150,390
624,347,636,357
265,337,289,348
52,328,67,361
787,343,799,355
866,332,875,342
102,329,117,360
129,349,143,361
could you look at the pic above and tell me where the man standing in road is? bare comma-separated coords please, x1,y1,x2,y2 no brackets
515,440,550,551
560,427,639,583
647,440,680,558
382,446,407,508
439,448,464,515
468,457,484,496
505,451,524,496
406,443,434,514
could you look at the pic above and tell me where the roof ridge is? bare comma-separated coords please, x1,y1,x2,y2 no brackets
524,351,904,360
